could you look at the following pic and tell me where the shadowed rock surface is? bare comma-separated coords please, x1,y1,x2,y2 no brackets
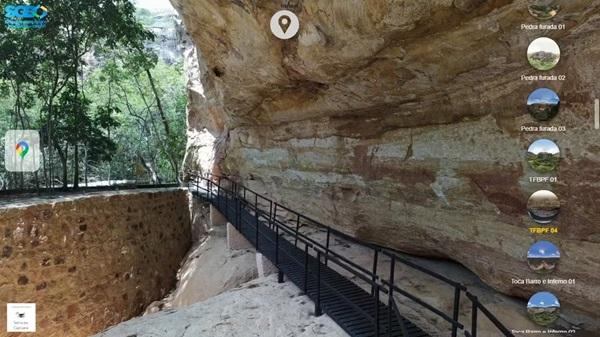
144,202,259,312
172,0,600,332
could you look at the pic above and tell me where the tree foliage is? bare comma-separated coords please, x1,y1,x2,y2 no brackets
0,1,186,189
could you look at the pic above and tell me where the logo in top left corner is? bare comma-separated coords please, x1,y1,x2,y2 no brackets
4,130,41,173
4,4,48,29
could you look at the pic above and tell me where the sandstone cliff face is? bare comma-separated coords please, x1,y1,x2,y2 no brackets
173,0,600,329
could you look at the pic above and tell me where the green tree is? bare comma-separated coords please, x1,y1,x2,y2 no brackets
0,0,154,189
0,1,186,190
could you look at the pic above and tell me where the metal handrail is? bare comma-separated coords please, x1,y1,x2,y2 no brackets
195,175,455,286
465,292,515,337
196,173,468,289
196,178,389,283
188,173,514,337
234,193,380,278
206,180,382,282
0,182,180,197
270,215,375,277
217,190,383,325
205,180,387,324
379,248,466,290
233,191,380,287
382,277,464,329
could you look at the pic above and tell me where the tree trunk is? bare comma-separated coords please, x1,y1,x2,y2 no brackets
56,143,68,190
84,145,88,187
138,154,161,184
41,147,48,188
144,69,180,180
145,68,171,136
73,144,79,188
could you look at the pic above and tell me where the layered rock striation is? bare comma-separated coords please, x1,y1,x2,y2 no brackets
173,0,600,329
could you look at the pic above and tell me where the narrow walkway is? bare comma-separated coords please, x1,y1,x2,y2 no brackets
194,189,429,337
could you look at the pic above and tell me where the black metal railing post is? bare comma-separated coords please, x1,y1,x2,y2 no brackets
240,187,246,229
276,223,284,283
303,244,309,293
325,228,331,266
217,184,221,210
371,250,379,296
255,208,260,251
269,200,273,229
374,283,380,336
207,178,211,200
236,194,241,230
315,251,322,316
294,214,300,247
275,224,280,266
225,187,229,218
387,255,395,337
452,287,461,337
272,204,278,231
471,296,478,337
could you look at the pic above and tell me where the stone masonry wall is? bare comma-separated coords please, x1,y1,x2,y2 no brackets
0,188,191,337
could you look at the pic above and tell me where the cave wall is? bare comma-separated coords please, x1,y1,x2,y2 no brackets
0,189,191,336
173,0,600,325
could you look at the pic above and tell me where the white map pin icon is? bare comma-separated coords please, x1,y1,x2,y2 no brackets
270,10,299,40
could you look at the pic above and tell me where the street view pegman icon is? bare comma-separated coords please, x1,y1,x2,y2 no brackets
270,10,299,40
4,130,41,172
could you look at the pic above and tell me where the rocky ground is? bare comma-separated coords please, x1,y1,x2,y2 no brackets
94,275,349,337
144,218,258,311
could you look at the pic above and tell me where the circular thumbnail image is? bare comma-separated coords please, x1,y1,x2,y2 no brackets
527,241,560,274
527,190,560,224
528,0,561,20
527,88,560,121
527,292,560,326
527,139,560,173
527,37,560,71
